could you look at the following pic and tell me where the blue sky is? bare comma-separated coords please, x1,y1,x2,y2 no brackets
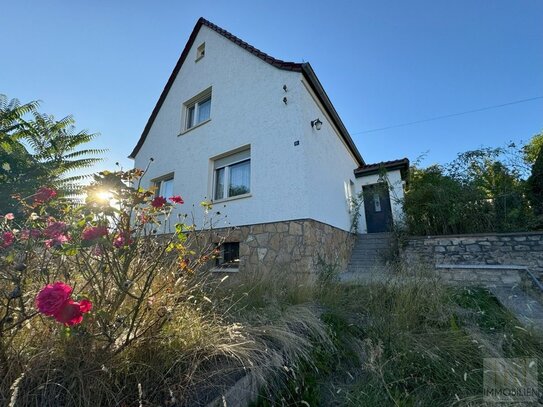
2,0,542,171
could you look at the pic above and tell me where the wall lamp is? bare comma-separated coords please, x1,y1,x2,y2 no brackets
311,118,323,130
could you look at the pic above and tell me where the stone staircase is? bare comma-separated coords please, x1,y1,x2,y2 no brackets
345,232,393,275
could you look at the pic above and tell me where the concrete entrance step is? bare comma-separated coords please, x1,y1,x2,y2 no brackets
347,232,394,275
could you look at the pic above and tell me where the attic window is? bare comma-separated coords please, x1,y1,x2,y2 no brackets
196,43,205,61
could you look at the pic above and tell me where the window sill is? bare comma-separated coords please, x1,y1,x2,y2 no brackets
212,193,252,204
195,55,204,63
211,267,239,273
179,118,211,136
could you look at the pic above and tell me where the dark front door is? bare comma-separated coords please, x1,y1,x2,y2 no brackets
363,183,393,233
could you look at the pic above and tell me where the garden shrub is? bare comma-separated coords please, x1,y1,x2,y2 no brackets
0,170,223,405
403,143,535,235
0,168,335,406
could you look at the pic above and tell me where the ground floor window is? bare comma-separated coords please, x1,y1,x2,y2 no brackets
153,174,174,197
213,148,250,201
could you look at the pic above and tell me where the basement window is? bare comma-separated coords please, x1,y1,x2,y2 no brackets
196,43,205,61
215,242,240,270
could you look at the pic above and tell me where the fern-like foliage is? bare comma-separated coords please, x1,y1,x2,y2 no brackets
0,94,105,213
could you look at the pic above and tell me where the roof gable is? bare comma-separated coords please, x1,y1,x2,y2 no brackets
129,17,364,166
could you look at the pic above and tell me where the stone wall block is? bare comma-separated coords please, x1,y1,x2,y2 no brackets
402,232,543,284
513,245,530,251
289,222,303,235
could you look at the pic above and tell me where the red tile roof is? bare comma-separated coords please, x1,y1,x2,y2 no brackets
200,19,303,72
128,18,364,166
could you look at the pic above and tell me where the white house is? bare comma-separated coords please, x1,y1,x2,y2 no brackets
130,18,408,273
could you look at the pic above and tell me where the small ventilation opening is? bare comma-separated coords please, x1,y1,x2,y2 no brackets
196,43,205,61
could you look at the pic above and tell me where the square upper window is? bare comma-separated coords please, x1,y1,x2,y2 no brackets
213,148,251,201
184,88,212,131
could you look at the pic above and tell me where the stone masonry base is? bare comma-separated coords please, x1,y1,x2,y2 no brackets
208,219,355,274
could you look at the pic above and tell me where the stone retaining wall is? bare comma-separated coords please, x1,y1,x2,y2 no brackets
403,232,543,283
210,219,355,274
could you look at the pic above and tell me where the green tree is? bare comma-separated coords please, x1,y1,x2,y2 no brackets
0,94,103,213
522,132,543,165
403,144,534,235
403,165,492,235
527,146,543,221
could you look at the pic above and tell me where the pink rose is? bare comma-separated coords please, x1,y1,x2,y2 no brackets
44,234,70,248
36,282,72,316
34,187,57,203
4,213,14,220
44,221,69,247
20,229,41,240
81,226,108,241
113,231,133,248
44,221,67,238
53,299,93,326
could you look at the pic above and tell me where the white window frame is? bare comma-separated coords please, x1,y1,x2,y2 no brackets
152,173,174,197
182,88,212,132
212,148,251,202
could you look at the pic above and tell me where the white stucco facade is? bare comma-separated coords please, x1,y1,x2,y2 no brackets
132,19,406,234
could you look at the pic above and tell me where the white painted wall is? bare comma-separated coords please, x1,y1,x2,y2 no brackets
133,25,367,232
134,26,309,229
297,79,360,231
353,170,405,233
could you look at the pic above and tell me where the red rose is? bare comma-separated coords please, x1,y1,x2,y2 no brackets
1,231,14,247
169,195,184,204
35,282,72,316
151,196,167,208
36,282,93,326
81,226,108,241
53,299,93,326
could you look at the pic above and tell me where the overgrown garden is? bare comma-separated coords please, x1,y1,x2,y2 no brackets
403,133,543,235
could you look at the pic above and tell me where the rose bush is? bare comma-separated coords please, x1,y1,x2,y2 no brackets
0,168,238,405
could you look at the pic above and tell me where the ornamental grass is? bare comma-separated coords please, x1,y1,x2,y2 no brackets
0,169,331,406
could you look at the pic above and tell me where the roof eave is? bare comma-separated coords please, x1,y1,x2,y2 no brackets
353,158,410,180
129,18,206,159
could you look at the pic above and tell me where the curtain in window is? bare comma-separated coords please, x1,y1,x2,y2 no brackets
229,160,250,196
215,168,225,200
160,179,174,197
198,98,211,123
